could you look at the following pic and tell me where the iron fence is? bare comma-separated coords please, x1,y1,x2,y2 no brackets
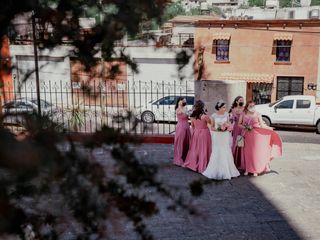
1,80,194,135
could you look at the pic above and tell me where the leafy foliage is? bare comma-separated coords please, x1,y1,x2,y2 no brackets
248,0,265,7
0,114,201,239
311,0,320,5
0,1,205,239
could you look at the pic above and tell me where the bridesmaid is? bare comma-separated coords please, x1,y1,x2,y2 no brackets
230,96,245,169
173,97,191,166
183,100,212,173
238,101,283,176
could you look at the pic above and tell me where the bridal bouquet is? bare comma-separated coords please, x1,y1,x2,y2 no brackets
244,123,253,131
216,123,232,132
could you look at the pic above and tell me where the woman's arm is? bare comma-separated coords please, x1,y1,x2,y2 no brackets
210,117,215,131
190,118,195,128
258,114,273,130
238,114,245,129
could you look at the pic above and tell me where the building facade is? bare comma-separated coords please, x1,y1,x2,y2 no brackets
230,6,320,20
194,19,320,103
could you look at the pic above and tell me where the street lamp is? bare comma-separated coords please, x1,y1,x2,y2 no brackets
31,10,42,115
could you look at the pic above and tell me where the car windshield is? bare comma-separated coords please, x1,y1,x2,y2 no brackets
31,99,52,108
269,98,283,107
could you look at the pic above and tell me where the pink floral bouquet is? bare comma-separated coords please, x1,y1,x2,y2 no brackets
244,124,253,131
216,123,232,132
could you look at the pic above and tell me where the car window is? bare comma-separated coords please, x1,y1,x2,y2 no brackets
16,102,33,108
186,96,194,105
269,98,282,107
156,96,176,105
296,100,311,109
276,100,294,109
3,102,15,109
31,99,52,108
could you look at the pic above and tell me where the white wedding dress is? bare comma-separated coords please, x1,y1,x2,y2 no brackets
202,113,240,180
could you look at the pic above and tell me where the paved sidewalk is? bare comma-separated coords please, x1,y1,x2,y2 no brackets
104,141,320,240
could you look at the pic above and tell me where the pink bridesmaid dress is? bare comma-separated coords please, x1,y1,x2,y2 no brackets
241,112,283,174
173,112,191,166
183,115,212,173
231,109,243,169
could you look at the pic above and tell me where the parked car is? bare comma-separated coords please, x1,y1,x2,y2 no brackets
255,95,320,133
136,95,194,123
2,98,61,126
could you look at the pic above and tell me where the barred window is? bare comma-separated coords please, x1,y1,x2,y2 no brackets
276,40,292,62
213,40,230,61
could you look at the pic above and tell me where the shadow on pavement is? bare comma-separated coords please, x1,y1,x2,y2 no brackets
118,144,304,240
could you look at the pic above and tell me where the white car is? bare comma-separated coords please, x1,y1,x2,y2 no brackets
137,95,194,123
2,98,61,126
255,95,320,133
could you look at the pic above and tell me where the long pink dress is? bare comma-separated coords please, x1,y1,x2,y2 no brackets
241,112,283,174
173,112,191,166
231,109,243,169
183,115,212,173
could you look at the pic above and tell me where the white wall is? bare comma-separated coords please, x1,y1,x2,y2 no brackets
232,6,320,20
171,25,195,46
124,46,195,107
10,45,73,106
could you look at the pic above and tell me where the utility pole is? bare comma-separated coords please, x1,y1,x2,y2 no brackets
31,10,42,115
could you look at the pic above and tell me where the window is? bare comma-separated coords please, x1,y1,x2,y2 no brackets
269,98,282,107
252,83,272,104
276,100,294,109
178,33,194,48
4,101,15,109
213,40,230,61
276,40,292,62
155,96,176,105
288,11,295,19
277,77,304,99
16,102,34,109
31,99,52,108
186,96,194,105
296,100,311,109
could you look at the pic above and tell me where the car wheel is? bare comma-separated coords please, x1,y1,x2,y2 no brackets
262,116,271,127
316,121,320,134
141,111,155,123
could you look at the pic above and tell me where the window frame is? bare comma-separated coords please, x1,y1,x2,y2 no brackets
276,100,294,109
275,40,292,62
276,76,304,100
296,100,311,109
212,39,230,61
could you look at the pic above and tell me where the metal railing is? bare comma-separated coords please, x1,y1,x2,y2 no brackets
1,80,194,135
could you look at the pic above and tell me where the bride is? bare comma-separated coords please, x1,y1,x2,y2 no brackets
202,100,240,180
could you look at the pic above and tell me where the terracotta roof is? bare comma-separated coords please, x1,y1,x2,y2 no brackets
161,22,173,28
274,32,293,41
196,19,320,28
213,32,231,40
218,73,274,83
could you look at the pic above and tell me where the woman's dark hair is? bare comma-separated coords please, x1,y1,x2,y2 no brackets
229,96,243,113
175,97,185,110
244,100,255,114
190,100,205,119
215,101,226,111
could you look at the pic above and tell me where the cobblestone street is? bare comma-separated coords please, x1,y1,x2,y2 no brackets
104,131,320,240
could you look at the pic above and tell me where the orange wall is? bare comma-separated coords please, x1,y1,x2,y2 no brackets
0,36,13,102
194,26,320,101
71,60,128,107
